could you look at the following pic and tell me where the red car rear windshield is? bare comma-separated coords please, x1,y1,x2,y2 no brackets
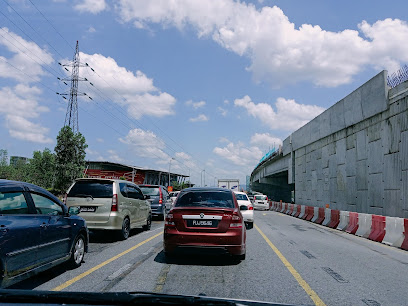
175,191,234,208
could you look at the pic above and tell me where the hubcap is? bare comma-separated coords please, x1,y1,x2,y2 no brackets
74,238,84,264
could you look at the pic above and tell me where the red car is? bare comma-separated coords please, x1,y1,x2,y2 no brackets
163,187,246,260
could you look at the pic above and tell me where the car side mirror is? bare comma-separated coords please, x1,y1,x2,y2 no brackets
68,206,80,215
144,195,150,200
239,205,248,211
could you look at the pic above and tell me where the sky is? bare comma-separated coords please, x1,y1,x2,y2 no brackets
1,0,408,187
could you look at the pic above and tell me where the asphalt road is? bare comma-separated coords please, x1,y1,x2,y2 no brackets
10,212,408,305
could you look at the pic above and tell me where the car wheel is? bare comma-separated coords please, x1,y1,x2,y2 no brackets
119,217,130,240
246,222,253,230
143,214,152,231
68,234,85,268
236,253,246,260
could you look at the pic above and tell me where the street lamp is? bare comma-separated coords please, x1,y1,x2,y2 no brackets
168,158,175,188
201,169,206,187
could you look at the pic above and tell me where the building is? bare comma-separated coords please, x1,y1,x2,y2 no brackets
83,161,189,187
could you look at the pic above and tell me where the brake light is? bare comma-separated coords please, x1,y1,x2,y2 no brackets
249,205,253,210
159,188,163,204
164,213,175,227
111,194,118,211
63,193,67,204
266,197,268,201
230,213,243,228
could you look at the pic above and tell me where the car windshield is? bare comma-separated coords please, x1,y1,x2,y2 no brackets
67,181,113,198
139,187,160,196
1,1,407,305
175,191,234,208
235,194,249,201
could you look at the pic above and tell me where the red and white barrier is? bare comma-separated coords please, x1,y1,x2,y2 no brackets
322,209,331,226
401,219,408,250
315,207,325,224
327,209,340,228
382,217,405,247
291,204,298,216
298,205,306,219
311,207,319,222
368,215,386,242
345,212,359,234
337,211,349,231
355,213,372,238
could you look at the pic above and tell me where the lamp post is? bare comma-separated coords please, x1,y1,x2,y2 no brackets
168,158,175,188
201,169,205,187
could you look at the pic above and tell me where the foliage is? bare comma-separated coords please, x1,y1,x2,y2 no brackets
171,181,192,191
54,126,88,193
29,148,56,189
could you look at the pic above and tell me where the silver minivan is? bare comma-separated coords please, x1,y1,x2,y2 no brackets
65,178,152,240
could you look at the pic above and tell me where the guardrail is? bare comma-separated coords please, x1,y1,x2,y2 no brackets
268,200,408,251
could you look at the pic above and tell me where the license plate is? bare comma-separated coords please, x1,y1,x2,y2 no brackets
187,219,218,227
80,206,96,212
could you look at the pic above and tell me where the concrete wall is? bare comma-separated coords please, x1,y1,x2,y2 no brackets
251,71,408,218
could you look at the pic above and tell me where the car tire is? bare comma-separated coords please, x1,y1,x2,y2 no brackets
246,222,253,230
68,234,85,268
119,217,130,240
143,214,152,231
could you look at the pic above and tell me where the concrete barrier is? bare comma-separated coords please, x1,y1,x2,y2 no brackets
311,207,319,222
355,214,372,238
280,202,286,213
368,215,386,242
287,204,293,215
305,206,314,221
322,209,332,226
345,212,359,234
382,217,405,247
291,204,298,216
315,208,325,224
327,209,340,228
301,206,310,220
298,205,306,219
337,211,349,231
294,205,301,218
401,219,408,250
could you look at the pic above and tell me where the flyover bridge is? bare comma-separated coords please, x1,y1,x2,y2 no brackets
251,71,408,218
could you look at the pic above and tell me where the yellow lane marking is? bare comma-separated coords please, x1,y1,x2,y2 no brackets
52,231,163,291
255,224,326,306
263,213,266,216
153,264,171,293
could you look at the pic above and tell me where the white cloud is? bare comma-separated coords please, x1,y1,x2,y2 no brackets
186,100,206,109
218,137,229,143
213,141,262,167
234,95,325,131
86,148,104,160
115,1,408,87
0,84,52,143
0,27,54,83
107,150,125,163
250,133,282,151
119,128,169,160
189,114,209,122
87,26,96,33
74,0,107,14
217,106,227,116
78,52,176,119
224,100,229,104
96,138,104,143
6,115,52,144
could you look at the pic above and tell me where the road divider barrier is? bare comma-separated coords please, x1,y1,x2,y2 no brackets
368,215,386,242
327,209,340,228
298,205,306,219
269,199,408,251
355,213,372,238
337,211,349,231
322,209,332,226
315,208,325,225
345,212,359,234
382,217,405,247
311,207,319,223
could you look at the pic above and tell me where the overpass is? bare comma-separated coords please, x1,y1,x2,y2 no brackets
251,70,408,218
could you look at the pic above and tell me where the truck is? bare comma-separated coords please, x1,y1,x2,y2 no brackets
218,179,240,191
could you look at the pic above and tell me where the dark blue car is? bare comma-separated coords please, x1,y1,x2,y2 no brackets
0,180,89,288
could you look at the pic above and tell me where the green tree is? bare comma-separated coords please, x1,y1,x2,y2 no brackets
0,149,11,179
9,159,30,182
171,181,192,191
54,126,88,193
29,148,56,189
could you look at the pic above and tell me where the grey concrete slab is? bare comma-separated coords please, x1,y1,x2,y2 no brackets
361,70,388,119
367,140,383,174
401,130,408,171
356,129,367,161
346,148,357,177
383,190,402,217
368,173,384,209
344,84,363,127
356,159,368,191
356,190,368,212
383,153,402,190
335,138,346,165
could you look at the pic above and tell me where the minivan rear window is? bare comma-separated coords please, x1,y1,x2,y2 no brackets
255,195,267,200
68,181,113,198
139,187,160,196
175,191,234,208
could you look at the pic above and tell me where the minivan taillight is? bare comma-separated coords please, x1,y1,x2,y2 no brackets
111,194,118,211
159,188,163,204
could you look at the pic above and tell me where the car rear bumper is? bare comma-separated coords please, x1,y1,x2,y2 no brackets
85,213,123,230
254,203,269,210
163,230,245,255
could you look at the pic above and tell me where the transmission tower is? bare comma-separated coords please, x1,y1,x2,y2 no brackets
57,41,92,134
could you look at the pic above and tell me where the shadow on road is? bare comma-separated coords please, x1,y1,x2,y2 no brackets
154,250,241,266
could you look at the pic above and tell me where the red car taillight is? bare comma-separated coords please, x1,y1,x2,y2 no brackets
266,197,268,201
159,188,163,204
230,213,243,228
164,213,175,227
111,194,118,211
249,205,253,210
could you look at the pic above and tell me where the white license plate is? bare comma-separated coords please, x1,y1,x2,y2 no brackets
80,206,96,212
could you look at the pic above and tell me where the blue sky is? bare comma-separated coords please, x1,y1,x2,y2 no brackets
1,0,408,187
